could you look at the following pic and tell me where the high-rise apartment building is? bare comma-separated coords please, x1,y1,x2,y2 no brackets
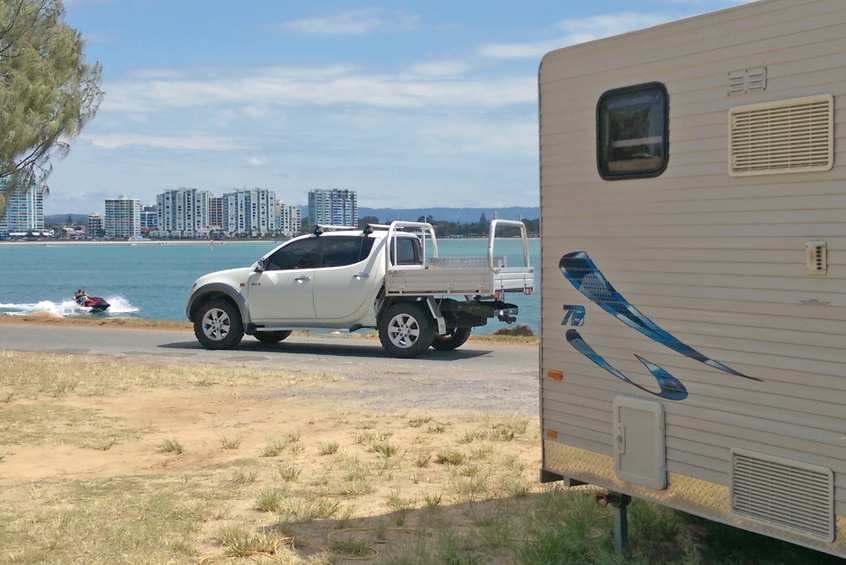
308,189,357,227
156,188,210,238
208,197,224,232
104,196,141,239
0,179,48,236
223,187,275,236
139,205,157,236
87,213,105,238
275,201,302,237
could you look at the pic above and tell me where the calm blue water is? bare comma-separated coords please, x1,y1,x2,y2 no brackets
0,239,540,334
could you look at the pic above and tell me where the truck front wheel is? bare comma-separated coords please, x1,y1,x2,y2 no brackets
431,327,472,351
379,302,435,358
254,330,292,343
194,297,244,350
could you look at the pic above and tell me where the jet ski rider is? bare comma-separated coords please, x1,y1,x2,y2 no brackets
74,289,89,306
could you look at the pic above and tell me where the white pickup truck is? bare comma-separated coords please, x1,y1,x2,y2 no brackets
185,219,535,357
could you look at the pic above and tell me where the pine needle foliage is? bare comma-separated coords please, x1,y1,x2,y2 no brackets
0,0,103,214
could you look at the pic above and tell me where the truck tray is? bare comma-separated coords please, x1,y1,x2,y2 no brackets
384,264,534,296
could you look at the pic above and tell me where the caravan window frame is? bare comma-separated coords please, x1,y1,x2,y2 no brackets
596,82,669,180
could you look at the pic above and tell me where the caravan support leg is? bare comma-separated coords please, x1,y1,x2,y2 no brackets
596,491,631,554
611,492,631,554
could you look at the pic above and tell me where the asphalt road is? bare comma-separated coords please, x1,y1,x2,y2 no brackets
0,323,540,416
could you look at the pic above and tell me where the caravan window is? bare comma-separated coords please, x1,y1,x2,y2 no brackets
597,82,668,179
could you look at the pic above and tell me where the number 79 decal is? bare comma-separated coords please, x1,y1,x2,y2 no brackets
559,251,760,400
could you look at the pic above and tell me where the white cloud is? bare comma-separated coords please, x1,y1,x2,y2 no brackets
417,119,538,158
665,0,757,5
99,65,537,115
406,60,474,78
555,12,671,39
477,40,563,61
277,8,419,36
86,134,243,151
478,12,672,61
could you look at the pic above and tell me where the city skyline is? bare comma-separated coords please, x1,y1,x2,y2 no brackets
41,1,752,215
0,184,305,239
48,184,332,216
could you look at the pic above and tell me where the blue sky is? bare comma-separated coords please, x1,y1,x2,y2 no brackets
48,0,752,215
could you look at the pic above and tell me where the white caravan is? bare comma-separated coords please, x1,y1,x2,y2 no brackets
538,0,846,557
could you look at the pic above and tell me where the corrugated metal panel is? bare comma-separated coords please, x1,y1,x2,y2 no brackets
539,0,846,557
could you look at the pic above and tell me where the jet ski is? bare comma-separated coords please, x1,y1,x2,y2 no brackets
73,289,110,312
81,296,110,312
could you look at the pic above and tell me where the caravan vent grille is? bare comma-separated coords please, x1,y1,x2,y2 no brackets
731,449,834,542
729,95,833,176
728,67,767,95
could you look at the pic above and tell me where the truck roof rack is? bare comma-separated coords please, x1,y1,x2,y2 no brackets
362,223,390,230
313,224,357,236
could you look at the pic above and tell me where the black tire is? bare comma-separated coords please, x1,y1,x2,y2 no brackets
431,327,472,351
254,330,292,343
378,302,435,358
193,297,244,350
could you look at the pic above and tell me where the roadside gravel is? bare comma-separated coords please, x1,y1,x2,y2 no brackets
0,316,541,417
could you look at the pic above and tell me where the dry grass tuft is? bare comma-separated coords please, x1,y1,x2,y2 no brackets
0,337,821,564
0,349,544,563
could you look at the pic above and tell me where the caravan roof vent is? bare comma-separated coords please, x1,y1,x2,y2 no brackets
731,449,834,542
729,94,833,176
728,67,767,95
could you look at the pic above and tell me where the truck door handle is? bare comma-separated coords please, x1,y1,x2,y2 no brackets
294,276,311,283
353,273,369,280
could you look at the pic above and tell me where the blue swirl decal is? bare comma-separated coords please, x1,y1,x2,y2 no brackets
567,330,688,400
559,251,758,382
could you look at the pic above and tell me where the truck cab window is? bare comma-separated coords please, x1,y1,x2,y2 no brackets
265,238,322,270
391,237,422,266
321,236,376,267
597,82,668,179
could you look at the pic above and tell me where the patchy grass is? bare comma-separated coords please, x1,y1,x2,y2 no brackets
0,349,840,564
158,438,185,454
0,312,194,331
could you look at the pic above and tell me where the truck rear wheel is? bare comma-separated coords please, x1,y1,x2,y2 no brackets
431,327,472,351
194,297,244,350
379,302,435,358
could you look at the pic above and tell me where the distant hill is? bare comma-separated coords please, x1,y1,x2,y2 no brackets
46,214,89,225
47,207,540,227
355,206,538,224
